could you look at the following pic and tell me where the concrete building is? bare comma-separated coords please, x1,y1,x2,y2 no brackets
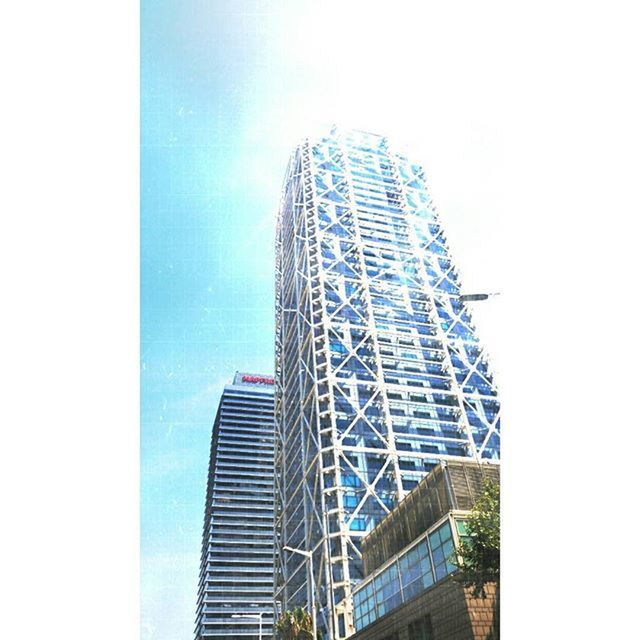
195,373,275,640
274,127,500,639
352,460,499,640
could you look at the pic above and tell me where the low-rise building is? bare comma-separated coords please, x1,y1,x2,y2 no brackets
351,460,499,640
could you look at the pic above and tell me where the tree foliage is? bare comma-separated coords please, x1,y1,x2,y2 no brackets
274,607,316,640
453,479,500,598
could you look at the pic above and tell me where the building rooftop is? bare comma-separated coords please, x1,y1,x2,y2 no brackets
361,460,499,575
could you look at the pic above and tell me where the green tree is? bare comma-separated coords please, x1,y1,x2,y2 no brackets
453,479,500,598
274,607,316,640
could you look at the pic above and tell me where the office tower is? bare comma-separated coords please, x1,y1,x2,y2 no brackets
195,373,275,640
274,128,500,640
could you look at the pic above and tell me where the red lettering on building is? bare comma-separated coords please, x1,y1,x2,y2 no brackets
241,375,275,385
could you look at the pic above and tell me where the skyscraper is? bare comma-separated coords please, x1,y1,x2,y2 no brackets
274,128,500,639
195,373,275,640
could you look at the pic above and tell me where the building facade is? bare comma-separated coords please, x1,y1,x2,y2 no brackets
352,461,499,640
274,128,500,639
195,373,275,640
352,575,497,640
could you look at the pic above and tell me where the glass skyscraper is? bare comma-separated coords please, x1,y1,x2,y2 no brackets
195,373,275,640
274,128,500,639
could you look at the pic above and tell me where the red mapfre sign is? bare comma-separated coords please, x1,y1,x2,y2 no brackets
242,375,274,385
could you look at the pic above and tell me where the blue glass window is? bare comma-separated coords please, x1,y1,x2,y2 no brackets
428,521,456,580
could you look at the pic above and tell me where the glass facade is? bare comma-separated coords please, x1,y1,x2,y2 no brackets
194,373,275,640
274,127,500,639
353,519,458,632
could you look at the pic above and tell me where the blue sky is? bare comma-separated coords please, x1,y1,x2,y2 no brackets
141,4,286,638
141,2,509,639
